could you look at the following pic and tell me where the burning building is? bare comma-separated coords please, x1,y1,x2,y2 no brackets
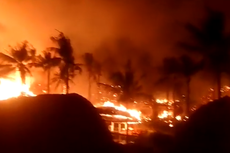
95,101,148,144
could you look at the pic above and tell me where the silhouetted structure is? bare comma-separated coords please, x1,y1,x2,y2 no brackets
174,96,230,153
0,94,121,153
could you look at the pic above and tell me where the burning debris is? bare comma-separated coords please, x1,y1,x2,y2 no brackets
95,101,142,122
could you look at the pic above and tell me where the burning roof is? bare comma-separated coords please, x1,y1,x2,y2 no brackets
97,107,139,122
95,101,146,123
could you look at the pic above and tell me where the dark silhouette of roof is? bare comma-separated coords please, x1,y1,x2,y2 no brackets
0,94,120,153
174,96,230,153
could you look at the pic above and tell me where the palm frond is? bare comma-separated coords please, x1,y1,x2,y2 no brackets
24,66,32,76
185,23,204,42
110,71,124,86
10,45,28,62
47,47,60,53
50,58,62,67
0,64,13,69
69,78,75,85
0,52,17,64
0,65,15,78
73,63,82,74
51,72,63,89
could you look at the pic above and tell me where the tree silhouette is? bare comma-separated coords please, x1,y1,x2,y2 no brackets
180,9,230,99
0,41,35,90
33,51,61,94
109,60,142,103
157,56,203,116
51,63,82,94
83,53,101,100
49,31,82,93
157,57,182,100
0,64,16,80
178,55,203,115
156,57,184,119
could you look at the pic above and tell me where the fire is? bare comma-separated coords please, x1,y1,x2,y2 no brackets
97,101,142,121
0,71,35,100
156,99,168,104
175,115,182,121
158,110,173,119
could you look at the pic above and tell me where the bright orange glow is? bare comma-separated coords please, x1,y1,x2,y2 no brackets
175,115,182,121
158,110,173,119
156,98,178,106
0,71,35,100
102,101,141,121
169,123,173,127
96,101,142,121
156,99,168,104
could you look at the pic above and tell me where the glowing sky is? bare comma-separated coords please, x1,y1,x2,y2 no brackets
0,0,230,100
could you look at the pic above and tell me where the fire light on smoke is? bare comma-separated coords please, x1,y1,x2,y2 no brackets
0,71,35,100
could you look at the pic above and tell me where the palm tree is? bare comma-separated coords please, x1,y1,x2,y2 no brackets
83,53,101,100
158,57,182,100
109,60,142,103
180,9,230,99
178,55,203,115
0,64,16,79
49,31,82,94
51,63,82,94
0,41,35,88
157,57,184,119
33,51,61,94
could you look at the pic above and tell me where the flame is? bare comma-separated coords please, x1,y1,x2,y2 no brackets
175,115,182,121
156,99,168,104
158,110,173,119
97,101,142,121
0,71,35,100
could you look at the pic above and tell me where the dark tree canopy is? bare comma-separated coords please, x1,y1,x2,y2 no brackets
174,96,230,153
109,60,142,102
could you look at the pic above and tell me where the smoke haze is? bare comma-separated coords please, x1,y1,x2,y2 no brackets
0,0,229,101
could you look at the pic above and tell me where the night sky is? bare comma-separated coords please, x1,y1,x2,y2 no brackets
0,0,230,101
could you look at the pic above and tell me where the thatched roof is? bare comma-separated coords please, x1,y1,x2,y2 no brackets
0,94,121,153
174,96,230,153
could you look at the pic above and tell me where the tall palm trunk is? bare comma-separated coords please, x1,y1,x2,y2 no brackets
216,71,221,99
20,70,26,96
172,89,176,118
186,77,191,116
152,99,158,121
88,75,92,101
166,89,169,101
65,71,69,94
172,75,177,119
65,64,70,94
97,75,101,102
47,68,50,94
19,68,26,85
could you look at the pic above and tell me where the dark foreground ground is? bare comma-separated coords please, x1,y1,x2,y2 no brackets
123,96,230,153
0,94,230,153
0,94,122,153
